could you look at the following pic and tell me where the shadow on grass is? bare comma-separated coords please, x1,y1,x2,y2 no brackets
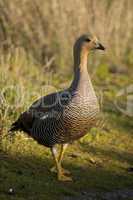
0,147,133,200
79,142,133,166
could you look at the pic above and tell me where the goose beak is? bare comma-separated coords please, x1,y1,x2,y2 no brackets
96,42,105,50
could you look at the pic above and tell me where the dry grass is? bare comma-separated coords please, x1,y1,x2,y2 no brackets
0,0,133,71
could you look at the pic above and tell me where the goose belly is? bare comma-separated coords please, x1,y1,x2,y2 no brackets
63,98,100,141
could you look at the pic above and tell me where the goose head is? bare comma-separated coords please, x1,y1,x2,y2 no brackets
74,33,105,54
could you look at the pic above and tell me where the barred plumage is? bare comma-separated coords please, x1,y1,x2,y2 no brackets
10,34,105,181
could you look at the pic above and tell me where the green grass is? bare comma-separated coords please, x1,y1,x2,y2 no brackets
0,124,133,200
0,53,133,200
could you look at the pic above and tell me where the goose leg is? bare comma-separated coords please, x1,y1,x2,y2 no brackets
58,144,70,175
51,145,72,181
58,143,68,163
51,144,70,174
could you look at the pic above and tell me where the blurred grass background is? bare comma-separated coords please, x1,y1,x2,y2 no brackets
0,0,133,200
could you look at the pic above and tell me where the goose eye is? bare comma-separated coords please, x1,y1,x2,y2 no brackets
85,38,90,42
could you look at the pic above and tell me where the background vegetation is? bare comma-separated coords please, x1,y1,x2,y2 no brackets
0,0,133,200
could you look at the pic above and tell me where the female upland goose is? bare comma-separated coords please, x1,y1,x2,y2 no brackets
10,34,105,181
